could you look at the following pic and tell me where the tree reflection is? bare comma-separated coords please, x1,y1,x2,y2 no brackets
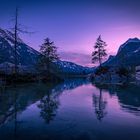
38,89,60,124
93,88,107,121
94,84,140,116
0,83,47,126
37,79,89,124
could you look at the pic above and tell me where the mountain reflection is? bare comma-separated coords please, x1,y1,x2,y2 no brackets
115,85,140,116
0,78,89,126
94,84,140,116
37,78,90,123
0,84,46,126
0,80,140,126
0,80,140,140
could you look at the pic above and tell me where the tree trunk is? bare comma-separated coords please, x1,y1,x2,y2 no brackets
98,48,102,67
99,58,102,67
14,8,18,76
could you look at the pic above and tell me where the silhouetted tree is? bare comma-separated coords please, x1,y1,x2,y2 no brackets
38,90,59,124
12,8,34,76
93,88,107,121
92,35,107,67
13,8,18,75
39,38,59,75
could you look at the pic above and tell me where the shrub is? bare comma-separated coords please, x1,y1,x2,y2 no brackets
95,66,110,75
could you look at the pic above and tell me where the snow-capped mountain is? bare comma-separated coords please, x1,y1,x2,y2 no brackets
51,60,94,75
0,28,94,74
0,28,40,66
104,38,140,67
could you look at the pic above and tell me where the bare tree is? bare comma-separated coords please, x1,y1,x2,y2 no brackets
14,8,18,75
12,8,35,75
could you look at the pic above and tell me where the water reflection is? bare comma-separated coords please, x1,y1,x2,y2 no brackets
37,79,90,123
0,78,89,126
38,88,60,124
0,79,140,140
94,84,140,116
92,88,107,121
0,81,140,124
113,85,140,116
0,84,45,126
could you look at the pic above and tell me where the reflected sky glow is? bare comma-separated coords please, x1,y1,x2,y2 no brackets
0,81,140,140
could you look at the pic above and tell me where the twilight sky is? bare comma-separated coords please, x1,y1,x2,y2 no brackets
0,0,140,66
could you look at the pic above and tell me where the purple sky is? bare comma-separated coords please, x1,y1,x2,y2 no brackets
0,0,140,66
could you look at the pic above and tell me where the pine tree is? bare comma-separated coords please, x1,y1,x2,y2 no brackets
39,38,59,75
92,35,107,67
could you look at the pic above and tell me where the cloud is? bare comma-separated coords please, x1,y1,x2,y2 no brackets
59,51,93,67
59,51,114,67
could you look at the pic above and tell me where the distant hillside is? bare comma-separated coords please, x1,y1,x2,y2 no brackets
51,60,94,76
103,38,140,67
0,28,40,66
0,28,94,75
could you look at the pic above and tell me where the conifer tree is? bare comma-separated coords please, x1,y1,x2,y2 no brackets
92,35,107,66
39,38,59,75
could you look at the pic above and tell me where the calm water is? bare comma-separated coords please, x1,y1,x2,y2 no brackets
0,79,140,140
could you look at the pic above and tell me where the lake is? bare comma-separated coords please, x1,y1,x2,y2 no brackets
0,79,140,140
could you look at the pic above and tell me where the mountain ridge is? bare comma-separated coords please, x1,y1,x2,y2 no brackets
0,28,40,66
103,38,140,67
0,28,94,74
